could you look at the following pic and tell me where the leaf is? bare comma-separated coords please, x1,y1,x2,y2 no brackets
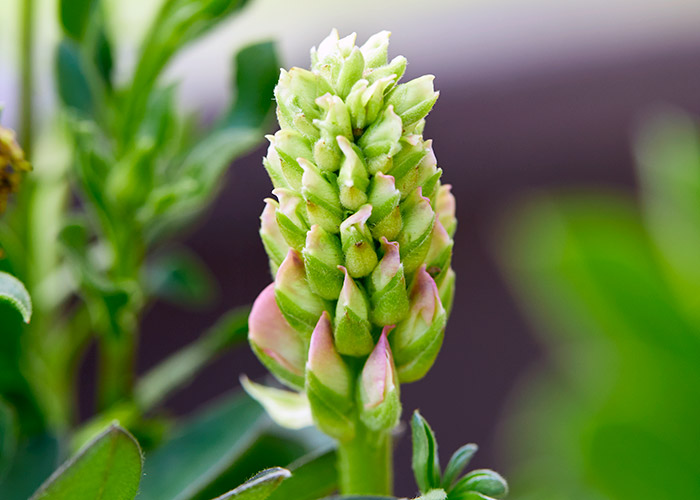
411,411,441,493
240,376,313,430
441,444,477,490
266,447,337,500
0,434,59,500
59,0,96,40
450,470,508,499
134,308,249,411
210,468,290,500
55,40,94,117
138,392,268,500
0,271,31,323
30,424,142,500
415,490,447,500
0,399,16,481
145,249,216,306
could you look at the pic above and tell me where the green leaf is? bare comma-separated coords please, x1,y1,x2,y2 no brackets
450,470,508,499
59,0,95,40
30,424,142,500
0,434,59,500
210,468,290,500
93,26,114,88
0,271,31,323
135,308,249,411
0,399,16,481
145,249,216,306
415,490,447,500
55,40,94,117
266,447,337,500
441,444,477,490
138,392,268,500
240,376,313,430
411,411,441,493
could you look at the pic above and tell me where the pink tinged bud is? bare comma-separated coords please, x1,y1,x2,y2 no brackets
358,105,403,174
339,205,378,278
337,136,369,211
436,184,457,237
260,199,290,275
360,30,391,69
386,74,439,127
398,187,436,274
424,219,454,280
367,172,402,240
334,265,373,356
391,266,447,383
368,238,409,326
302,224,344,300
273,129,314,191
299,158,344,233
274,249,329,337
263,136,289,190
306,311,356,440
437,267,456,318
273,188,309,252
249,284,306,389
359,329,402,432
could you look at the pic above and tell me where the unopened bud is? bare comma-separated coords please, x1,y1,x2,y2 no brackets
358,105,402,174
368,238,409,326
386,75,439,127
424,219,453,281
437,267,456,318
263,137,289,190
365,55,407,87
275,68,328,140
337,136,369,211
394,139,437,200
345,76,395,130
260,199,290,275
397,188,435,273
313,94,353,171
273,129,314,191
339,205,378,278
334,266,373,356
300,158,344,233
360,30,391,69
306,311,355,440
367,172,402,240
359,328,402,432
436,184,457,237
249,284,306,389
302,225,344,300
273,188,309,251
391,266,446,383
275,249,329,336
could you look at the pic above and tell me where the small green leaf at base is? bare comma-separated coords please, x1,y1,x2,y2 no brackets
211,467,291,500
0,272,32,323
30,424,142,500
411,411,441,493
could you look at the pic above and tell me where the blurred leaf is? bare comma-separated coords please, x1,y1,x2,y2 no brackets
59,0,96,40
145,249,216,306
56,40,94,117
210,468,290,500
265,447,337,500
0,434,59,500
240,376,313,430
0,271,32,323
450,470,508,499
30,424,142,500
93,26,113,88
138,392,268,500
0,399,16,481
135,308,248,410
441,444,477,490
411,411,441,493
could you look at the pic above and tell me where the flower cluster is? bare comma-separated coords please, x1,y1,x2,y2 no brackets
249,30,456,440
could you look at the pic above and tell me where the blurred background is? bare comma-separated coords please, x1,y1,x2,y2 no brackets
3,0,700,497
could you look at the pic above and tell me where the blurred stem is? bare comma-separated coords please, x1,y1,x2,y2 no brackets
19,0,34,157
99,329,136,410
337,424,393,495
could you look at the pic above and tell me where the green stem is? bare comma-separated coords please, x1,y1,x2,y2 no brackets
337,423,393,495
98,329,136,410
19,0,34,158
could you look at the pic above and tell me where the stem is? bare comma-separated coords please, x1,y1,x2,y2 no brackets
19,0,34,158
98,329,136,409
337,423,393,496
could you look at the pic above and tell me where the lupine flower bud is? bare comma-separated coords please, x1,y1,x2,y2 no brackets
251,30,457,441
334,265,373,356
391,266,446,383
358,329,401,432
339,205,378,278
302,225,344,300
306,312,355,440
274,249,329,336
260,199,290,275
368,238,409,325
249,284,306,389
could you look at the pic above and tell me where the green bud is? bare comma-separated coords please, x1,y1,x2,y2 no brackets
337,136,370,211
275,67,328,140
392,266,446,383
263,137,289,189
436,184,457,237
358,105,403,174
306,311,355,440
273,188,309,252
437,267,456,318
398,187,436,274
274,249,329,337
345,76,395,130
312,93,353,171
386,75,439,127
425,219,453,282
334,265,373,356
249,283,306,390
339,205,378,278
368,237,409,326
300,158,344,233
358,328,402,432
365,55,407,87
394,139,438,200
302,224,344,300
360,30,390,69
260,199,290,275
311,30,365,99
273,129,314,191
367,172,402,240
336,46,365,99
